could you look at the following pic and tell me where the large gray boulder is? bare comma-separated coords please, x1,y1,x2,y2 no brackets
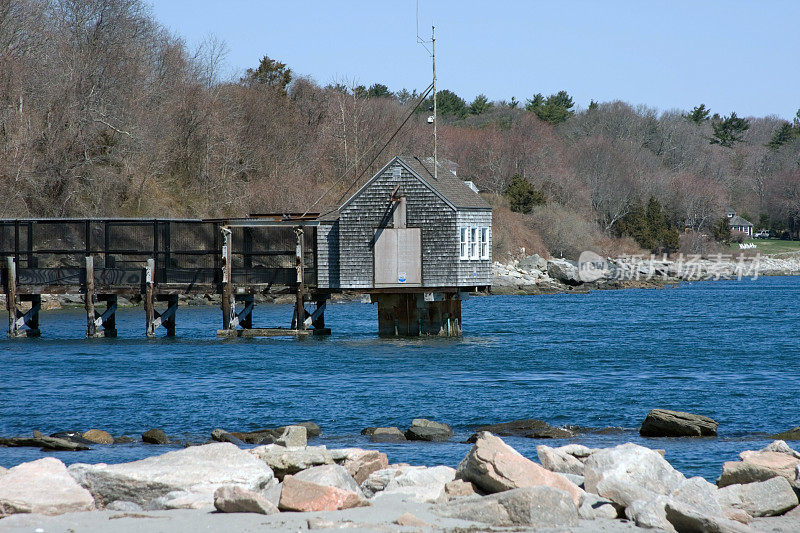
405,418,453,442
294,464,363,497
520,254,547,272
716,476,799,517
369,427,407,443
639,408,718,437
68,442,275,509
249,444,334,480
547,259,582,286
536,444,595,475
474,418,552,436
437,486,579,527
583,443,685,508
0,458,95,516
455,431,583,506
665,499,756,533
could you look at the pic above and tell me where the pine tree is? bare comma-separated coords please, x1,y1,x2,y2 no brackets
711,217,731,242
243,55,292,92
422,90,468,118
367,83,392,98
504,175,546,214
588,100,599,111
710,112,750,147
525,91,575,125
684,104,711,124
469,94,493,115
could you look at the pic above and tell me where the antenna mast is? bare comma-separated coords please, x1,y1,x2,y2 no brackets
432,25,437,180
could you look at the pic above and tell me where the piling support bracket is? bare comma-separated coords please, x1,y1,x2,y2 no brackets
88,295,118,338
5,257,39,337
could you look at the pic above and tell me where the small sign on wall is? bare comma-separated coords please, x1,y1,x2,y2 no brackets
398,272,407,283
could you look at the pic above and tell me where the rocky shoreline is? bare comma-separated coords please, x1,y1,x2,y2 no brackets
2,429,800,531
2,413,800,532
492,252,800,295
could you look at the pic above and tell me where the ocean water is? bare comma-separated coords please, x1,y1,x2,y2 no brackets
1,276,799,481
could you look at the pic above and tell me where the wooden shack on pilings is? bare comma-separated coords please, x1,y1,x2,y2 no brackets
1,156,491,338
316,155,492,336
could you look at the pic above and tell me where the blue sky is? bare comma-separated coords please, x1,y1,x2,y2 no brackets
150,1,800,120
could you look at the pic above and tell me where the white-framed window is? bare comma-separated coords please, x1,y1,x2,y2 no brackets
470,227,478,259
459,227,468,259
480,227,489,259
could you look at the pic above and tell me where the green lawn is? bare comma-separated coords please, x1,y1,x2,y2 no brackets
729,238,800,255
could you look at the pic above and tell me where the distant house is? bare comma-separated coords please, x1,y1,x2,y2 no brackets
727,210,753,237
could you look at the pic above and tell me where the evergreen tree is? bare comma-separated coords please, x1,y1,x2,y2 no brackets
588,100,599,111
504,175,546,214
509,96,519,109
367,83,392,98
395,88,418,105
525,90,575,125
243,55,292,92
422,89,468,118
711,217,731,242
469,94,493,115
710,112,750,147
684,104,711,124
615,197,678,253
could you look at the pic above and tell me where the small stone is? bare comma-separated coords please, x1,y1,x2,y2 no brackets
444,479,479,499
106,500,143,512
360,427,376,436
213,485,279,514
335,449,389,485
141,428,168,444
274,425,307,447
525,427,575,439
211,429,245,445
113,436,134,444
395,512,429,527
82,429,114,445
369,427,407,443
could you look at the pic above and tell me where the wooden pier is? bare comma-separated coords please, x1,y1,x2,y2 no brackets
2,155,494,339
1,217,328,338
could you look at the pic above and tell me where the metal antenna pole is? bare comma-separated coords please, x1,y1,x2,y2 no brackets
432,25,437,180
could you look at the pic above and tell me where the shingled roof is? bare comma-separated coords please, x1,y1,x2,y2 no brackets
397,155,491,210
729,215,753,227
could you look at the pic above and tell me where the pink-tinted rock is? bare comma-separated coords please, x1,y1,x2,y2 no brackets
278,475,363,512
335,449,389,485
444,479,480,499
0,458,94,516
455,431,583,506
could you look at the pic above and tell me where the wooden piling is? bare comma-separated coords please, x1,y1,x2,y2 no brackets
220,227,233,330
6,256,17,338
145,258,155,337
294,227,306,330
163,295,177,337
85,256,96,337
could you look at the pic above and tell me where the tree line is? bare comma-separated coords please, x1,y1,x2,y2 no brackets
1,0,799,260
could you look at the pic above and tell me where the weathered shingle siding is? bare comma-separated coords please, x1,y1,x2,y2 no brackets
338,162,459,289
455,210,493,286
316,221,340,289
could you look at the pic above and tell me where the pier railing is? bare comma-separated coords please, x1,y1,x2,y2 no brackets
0,218,316,291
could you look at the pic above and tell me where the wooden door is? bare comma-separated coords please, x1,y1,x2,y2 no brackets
374,228,422,287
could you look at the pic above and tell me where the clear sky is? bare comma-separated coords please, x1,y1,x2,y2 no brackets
149,0,800,120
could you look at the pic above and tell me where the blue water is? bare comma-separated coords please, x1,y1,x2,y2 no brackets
1,276,799,482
